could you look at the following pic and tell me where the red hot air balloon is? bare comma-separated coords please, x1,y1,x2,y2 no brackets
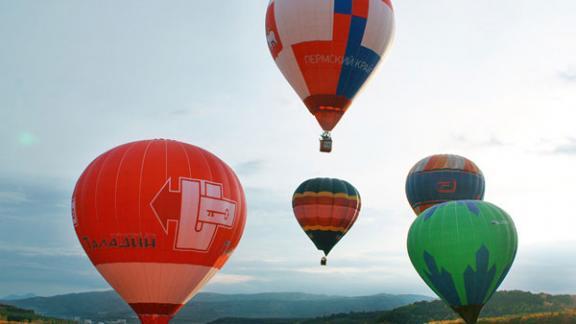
72,139,247,324
266,0,395,152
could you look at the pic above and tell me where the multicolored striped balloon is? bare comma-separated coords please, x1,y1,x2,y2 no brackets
406,154,485,215
407,200,518,324
265,0,394,139
292,178,361,264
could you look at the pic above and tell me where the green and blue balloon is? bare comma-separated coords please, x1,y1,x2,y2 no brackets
407,200,518,324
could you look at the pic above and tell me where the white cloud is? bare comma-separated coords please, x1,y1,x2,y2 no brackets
559,69,576,83
209,274,258,285
0,244,84,257
293,266,392,275
0,191,27,204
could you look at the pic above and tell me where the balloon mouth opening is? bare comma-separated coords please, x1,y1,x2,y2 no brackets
451,304,483,324
138,314,173,324
304,95,350,131
131,303,182,323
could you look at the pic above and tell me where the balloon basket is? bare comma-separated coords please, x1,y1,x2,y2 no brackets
319,133,332,153
321,256,327,266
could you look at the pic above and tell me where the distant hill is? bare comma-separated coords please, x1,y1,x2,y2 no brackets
375,290,576,324
8,290,574,323
208,291,576,323
1,291,431,323
0,293,36,301
0,303,72,323
429,309,576,323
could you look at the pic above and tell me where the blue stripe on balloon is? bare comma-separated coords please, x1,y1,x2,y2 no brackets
464,201,480,216
336,16,380,99
422,205,440,221
334,0,353,14
406,171,485,210
345,15,366,51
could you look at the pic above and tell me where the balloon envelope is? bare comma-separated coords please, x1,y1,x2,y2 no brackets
406,154,485,215
72,139,246,324
265,0,395,132
407,200,518,324
292,178,360,257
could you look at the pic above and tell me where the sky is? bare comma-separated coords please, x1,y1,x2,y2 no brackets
1,0,576,298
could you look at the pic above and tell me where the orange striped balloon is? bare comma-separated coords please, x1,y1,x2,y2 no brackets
292,178,360,264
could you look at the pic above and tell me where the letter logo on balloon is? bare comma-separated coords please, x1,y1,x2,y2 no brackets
436,179,457,193
150,178,237,252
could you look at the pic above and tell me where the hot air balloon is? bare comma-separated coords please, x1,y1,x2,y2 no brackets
406,154,485,215
265,0,395,152
407,200,518,324
292,178,361,265
72,139,247,324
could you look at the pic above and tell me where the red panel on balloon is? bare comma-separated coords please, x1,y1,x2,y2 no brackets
73,140,246,267
292,41,346,96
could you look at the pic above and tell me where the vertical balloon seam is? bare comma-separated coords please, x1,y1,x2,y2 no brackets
467,200,482,306
232,167,247,254
480,202,493,306
345,181,360,233
483,203,498,305
163,141,178,311
293,183,306,240
121,144,137,301
147,140,160,309
94,144,117,225
340,181,353,231
314,179,323,252
445,203,460,305
320,178,331,255
211,150,232,261
330,178,338,239
146,141,158,306
230,151,247,256
178,141,195,307
176,141,192,179
333,179,344,230
113,143,134,230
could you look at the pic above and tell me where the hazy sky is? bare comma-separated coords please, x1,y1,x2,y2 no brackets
1,0,576,298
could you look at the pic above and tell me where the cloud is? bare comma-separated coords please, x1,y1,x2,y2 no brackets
552,138,576,154
293,266,393,275
169,109,190,116
234,160,265,176
0,244,84,257
558,69,576,83
0,191,27,204
209,274,258,285
0,243,108,297
0,176,98,296
452,134,505,147
0,177,74,250
503,241,576,294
